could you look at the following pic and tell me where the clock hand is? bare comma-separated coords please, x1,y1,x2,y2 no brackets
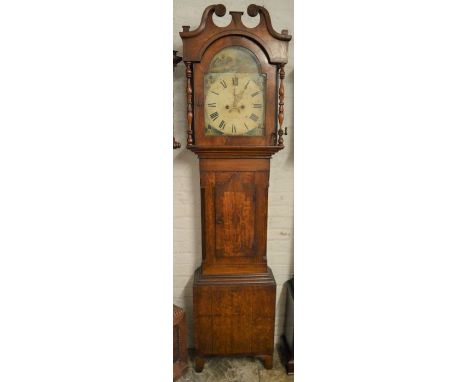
230,85,248,113
235,88,246,104
231,87,243,112
229,88,237,112
233,87,240,107
234,86,247,113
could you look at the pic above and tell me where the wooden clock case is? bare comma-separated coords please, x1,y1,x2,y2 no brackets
179,4,291,372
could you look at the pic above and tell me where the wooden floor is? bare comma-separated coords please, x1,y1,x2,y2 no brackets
178,348,293,382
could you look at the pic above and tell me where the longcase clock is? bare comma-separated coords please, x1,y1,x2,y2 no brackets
179,4,291,371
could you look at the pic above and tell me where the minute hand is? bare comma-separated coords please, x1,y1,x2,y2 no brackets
233,88,246,107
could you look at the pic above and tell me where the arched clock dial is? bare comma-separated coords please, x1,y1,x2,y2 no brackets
203,46,266,136
204,73,265,136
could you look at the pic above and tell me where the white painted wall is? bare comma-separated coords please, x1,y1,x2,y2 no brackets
173,0,294,346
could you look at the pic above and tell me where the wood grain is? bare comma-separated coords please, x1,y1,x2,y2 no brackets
193,268,276,368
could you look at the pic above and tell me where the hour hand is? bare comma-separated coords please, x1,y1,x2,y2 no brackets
232,88,240,107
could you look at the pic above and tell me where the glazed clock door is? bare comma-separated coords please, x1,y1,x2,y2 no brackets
204,46,266,137
193,36,278,147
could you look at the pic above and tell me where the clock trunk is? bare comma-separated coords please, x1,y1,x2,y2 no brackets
200,158,270,276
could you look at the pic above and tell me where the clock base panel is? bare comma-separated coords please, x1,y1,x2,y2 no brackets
193,267,276,371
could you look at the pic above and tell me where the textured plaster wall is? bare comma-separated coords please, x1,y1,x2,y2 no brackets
173,0,294,347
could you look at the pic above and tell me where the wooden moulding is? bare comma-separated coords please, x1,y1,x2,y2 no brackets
189,145,283,159
180,4,292,65
194,266,275,286
199,158,270,172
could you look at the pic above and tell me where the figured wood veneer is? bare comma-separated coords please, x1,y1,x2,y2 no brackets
200,158,269,276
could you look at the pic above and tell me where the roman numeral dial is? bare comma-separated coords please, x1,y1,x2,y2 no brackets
204,72,265,136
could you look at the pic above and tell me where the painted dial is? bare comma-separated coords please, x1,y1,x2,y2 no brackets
203,45,265,136
204,73,265,136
